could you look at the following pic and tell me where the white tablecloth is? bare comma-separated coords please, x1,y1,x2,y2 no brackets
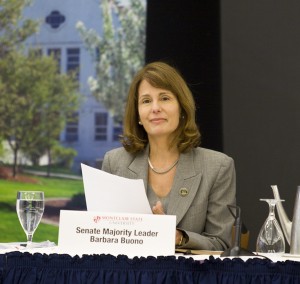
1,241,300,262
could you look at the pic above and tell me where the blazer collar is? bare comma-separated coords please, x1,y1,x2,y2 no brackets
167,150,202,224
128,144,150,190
128,146,202,225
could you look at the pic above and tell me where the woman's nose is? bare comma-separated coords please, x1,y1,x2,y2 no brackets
152,100,161,113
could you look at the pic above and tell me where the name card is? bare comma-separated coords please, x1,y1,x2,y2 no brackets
58,210,176,257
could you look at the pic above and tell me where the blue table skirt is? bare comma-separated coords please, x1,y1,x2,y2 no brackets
1,252,300,283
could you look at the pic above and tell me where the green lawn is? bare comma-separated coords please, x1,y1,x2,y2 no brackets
0,175,84,244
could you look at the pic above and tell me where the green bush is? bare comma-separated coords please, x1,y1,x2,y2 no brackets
51,144,77,169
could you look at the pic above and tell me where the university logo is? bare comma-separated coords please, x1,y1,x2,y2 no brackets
93,216,101,223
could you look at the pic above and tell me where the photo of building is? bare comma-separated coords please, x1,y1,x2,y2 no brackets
22,0,146,171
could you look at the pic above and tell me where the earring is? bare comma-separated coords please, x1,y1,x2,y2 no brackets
138,121,142,125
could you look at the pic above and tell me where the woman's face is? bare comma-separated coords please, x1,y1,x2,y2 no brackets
137,79,181,140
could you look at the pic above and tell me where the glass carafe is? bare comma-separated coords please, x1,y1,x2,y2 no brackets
256,199,285,254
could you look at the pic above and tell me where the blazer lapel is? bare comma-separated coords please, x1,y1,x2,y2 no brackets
128,146,149,191
127,146,202,225
167,150,202,225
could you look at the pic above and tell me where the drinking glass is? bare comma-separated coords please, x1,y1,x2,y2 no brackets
16,191,45,246
256,199,285,253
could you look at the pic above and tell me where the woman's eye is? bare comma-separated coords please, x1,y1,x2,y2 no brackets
142,99,151,104
161,96,170,101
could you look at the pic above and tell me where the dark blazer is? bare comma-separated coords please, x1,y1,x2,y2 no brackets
102,145,236,250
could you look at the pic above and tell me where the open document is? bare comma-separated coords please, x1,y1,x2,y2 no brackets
81,163,152,214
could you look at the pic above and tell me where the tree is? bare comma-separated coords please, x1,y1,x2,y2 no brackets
0,51,80,177
76,0,146,124
0,0,39,169
0,0,38,57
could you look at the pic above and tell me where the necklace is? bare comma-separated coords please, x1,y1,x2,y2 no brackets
148,157,179,174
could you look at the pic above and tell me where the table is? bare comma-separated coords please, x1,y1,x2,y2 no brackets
1,250,300,283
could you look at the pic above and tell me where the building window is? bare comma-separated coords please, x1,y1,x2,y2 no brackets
113,125,122,141
65,112,79,142
45,10,66,29
67,48,80,80
47,48,61,72
95,113,108,141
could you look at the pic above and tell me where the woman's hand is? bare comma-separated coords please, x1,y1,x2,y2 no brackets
152,201,185,246
176,230,184,246
152,201,165,214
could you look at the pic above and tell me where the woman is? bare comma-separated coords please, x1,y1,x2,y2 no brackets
102,61,236,250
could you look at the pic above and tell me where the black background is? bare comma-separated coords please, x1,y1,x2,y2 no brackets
146,1,222,151
146,0,300,251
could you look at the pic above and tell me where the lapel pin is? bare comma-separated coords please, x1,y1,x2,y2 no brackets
179,188,189,197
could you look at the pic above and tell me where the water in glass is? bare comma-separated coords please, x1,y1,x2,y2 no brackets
16,191,45,246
